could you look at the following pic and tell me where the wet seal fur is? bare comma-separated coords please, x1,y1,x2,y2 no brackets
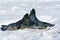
1,8,55,31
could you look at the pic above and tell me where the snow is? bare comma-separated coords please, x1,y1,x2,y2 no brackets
0,25,60,40
0,0,60,40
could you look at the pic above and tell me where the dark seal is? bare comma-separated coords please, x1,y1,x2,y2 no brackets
1,8,55,31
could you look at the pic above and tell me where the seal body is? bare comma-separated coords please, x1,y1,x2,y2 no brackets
1,9,55,31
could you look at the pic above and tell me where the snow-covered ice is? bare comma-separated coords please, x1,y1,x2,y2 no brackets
0,25,60,40
0,0,60,40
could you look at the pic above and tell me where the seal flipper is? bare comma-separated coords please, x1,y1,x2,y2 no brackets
29,8,40,26
16,13,29,27
30,8,36,17
29,8,38,22
1,25,8,31
22,13,29,20
16,13,29,23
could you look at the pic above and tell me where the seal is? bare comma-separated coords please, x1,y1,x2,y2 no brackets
1,8,55,31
